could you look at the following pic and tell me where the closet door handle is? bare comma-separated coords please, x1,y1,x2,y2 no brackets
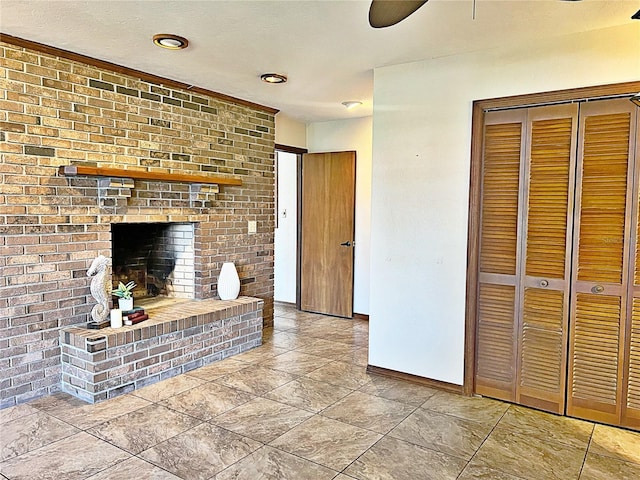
539,279,549,288
591,285,605,294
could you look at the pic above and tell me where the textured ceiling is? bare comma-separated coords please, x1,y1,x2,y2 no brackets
1,0,637,123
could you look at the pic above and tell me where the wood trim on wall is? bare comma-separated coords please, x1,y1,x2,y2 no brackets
367,365,464,394
0,33,279,115
464,81,640,397
275,144,308,155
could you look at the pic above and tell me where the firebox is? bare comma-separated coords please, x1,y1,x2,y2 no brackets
111,222,195,300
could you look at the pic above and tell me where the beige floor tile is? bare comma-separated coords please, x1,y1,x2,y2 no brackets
1,411,79,461
358,374,437,406
321,391,415,434
338,347,369,366
421,391,508,425
389,408,492,460
265,376,352,412
272,316,298,331
497,405,593,448
186,358,251,381
87,403,201,454
270,415,381,471
473,425,587,480
270,331,315,349
132,374,206,402
0,404,38,425
140,422,261,480
305,360,371,390
215,366,297,395
29,392,152,430
84,456,182,479
0,432,129,480
231,344,291,363
580,452,640,480
212,397,313,442
332,331,368,347
589,424,640,464
160,382,255,420
344,436,467,480
213,445,337,480
293,324,340,338
295,338,355,359
457,462,527,480
259,350,332,375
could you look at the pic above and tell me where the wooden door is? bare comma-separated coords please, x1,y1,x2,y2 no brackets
475,105,577,413
567,99,638,425
516,104,578,413
300,151,356,317
625,123,640,428
475,109,525,402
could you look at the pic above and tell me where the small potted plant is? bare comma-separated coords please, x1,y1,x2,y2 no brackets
112,281,136,311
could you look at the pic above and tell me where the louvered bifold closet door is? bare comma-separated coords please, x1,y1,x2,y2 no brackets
517,104,578,414
567,99,637,426
476,106,577,409
475,110,525,402
623,107,640,430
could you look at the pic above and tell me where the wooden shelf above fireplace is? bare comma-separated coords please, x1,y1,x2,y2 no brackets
58,165,242,186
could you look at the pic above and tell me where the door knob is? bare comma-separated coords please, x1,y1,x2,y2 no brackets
340,241,352,247
591,285,605,294
539,279,549,288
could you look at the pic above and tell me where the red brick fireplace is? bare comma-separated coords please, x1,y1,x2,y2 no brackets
0,37,276,408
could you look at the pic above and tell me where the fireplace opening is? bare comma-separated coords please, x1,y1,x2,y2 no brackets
111,222,195,302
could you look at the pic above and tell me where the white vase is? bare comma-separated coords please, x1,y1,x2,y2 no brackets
118,297,133,311
218,262,240,300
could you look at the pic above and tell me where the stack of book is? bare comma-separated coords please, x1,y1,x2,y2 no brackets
122,307,149,326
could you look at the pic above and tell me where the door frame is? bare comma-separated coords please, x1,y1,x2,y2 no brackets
464,81,640,396
275,143,307,310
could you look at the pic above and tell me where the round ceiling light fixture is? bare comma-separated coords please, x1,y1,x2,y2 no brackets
342,101,363,110
153,34,189,50
260,73,287,84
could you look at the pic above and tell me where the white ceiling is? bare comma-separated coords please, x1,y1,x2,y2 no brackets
1,0,638,123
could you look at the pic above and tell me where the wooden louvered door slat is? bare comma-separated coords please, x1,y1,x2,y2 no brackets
475,110,525,402
623,108,640,429
567,99,637,425
517,105,577,414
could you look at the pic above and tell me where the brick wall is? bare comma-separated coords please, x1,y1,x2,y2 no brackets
0,39,275,408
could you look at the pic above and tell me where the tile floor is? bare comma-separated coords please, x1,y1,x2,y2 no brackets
1,304,640,479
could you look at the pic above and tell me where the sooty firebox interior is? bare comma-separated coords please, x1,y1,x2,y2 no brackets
111,223,180,300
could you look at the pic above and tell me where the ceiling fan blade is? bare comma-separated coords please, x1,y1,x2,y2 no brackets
369,0,429,28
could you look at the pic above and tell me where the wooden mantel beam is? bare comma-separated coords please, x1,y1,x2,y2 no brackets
58,165,242,186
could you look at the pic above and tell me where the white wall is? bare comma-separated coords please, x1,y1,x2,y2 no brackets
307,117,373,315
274,151,298,303
369,23,640,385
275,112,307,148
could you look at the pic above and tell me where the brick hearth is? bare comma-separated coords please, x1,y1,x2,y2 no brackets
60,297,263,403
0,38,276,408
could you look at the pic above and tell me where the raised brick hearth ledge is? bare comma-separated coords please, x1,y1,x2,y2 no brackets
60,297,263,403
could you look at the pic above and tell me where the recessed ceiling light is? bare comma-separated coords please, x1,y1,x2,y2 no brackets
260,73,287,84
153,34,189,50
342,101,363,109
